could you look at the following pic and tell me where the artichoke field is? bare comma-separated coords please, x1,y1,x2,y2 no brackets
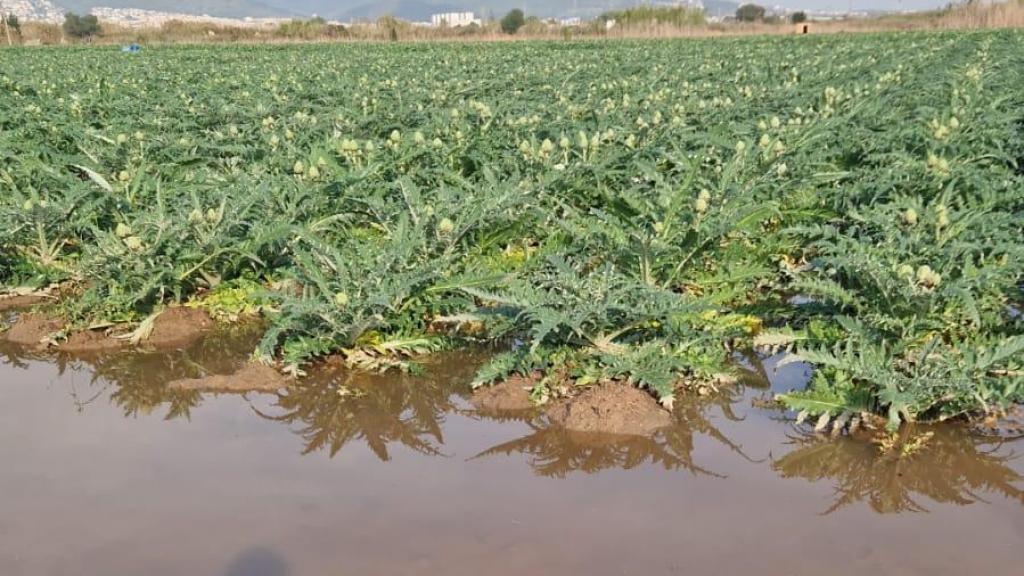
1,31,1022,428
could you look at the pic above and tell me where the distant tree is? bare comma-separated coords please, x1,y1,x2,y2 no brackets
501,9,525,34
735,4,767,22
790,11,808,24
63,12,101,39
375,15,400,41
3,13,19,33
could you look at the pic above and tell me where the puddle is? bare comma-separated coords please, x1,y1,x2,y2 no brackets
1,332,1023,575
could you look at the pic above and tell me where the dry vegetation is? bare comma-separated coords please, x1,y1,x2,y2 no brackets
2,1,1023,47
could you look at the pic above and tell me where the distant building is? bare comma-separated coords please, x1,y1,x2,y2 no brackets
430,12,480,27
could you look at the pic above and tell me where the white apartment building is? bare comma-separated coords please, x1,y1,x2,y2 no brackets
430,12,480,27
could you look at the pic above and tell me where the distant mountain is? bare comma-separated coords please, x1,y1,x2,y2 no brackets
54,0,300,19
48,0,741,21
336,1,468,22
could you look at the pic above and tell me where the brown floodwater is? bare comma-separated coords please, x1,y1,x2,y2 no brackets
1,323,1023,576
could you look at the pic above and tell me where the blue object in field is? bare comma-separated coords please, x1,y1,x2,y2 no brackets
121,44,142,53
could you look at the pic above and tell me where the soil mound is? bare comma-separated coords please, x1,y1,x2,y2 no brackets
167,362,288,394
147,308,214,349
547,383,671,437
4,314,64,346
471,375,537,413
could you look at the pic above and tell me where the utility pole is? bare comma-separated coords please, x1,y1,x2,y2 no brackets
2,14,12,47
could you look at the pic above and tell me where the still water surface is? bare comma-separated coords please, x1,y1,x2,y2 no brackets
1,325,1022,575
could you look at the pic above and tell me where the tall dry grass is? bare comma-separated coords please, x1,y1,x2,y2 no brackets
4,1,1023,47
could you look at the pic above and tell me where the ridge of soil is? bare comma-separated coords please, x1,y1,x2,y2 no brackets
3,307,216,352
547,382,672,437
471,374,537,413
167,362,289,394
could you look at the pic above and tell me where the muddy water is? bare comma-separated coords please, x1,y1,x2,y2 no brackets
1,327,1023,576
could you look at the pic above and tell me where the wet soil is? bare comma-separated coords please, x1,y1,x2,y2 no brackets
3,313,63,346
167,362,289,393
547,382,672,436
60,328,131,353
1,343,1022,576
146,307,214,349
0,294,46,312
2,307,216,352
471,375,537,414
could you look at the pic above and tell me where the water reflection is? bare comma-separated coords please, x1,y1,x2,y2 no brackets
3,331,1024,516
259,357,479,460
774,428,1024,514
0,322,262,420
471,391,754,478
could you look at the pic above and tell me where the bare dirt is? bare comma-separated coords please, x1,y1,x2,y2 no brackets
3,314,64,346
59,329,130,353
0,295,47,313
4,306,218,352
146,307,215,349
470,374,537,414
546,382,672,437
167,362,289,394
468,373,536,412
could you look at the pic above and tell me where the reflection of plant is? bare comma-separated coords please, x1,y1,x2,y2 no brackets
261,357,477,460
472,390,752,478
0,323,264,420
773,427,1024,514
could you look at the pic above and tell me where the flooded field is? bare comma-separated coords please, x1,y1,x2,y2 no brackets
1,325,1022,576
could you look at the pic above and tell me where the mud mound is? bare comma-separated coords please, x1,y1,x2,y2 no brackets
4,314,64,346
0,295,46,313
167,362,288,394
471,375,537,413
547,383,671,437
60,329,129,354
147,308,214,349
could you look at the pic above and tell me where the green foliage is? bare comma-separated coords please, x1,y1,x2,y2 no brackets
599,6,705,28
3,13,19,34
275,18,346,40
735,4,767,22
1,32,1021,423
62,13,101,39
501,9,526,34
790,11,808,24
187,278,269,321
